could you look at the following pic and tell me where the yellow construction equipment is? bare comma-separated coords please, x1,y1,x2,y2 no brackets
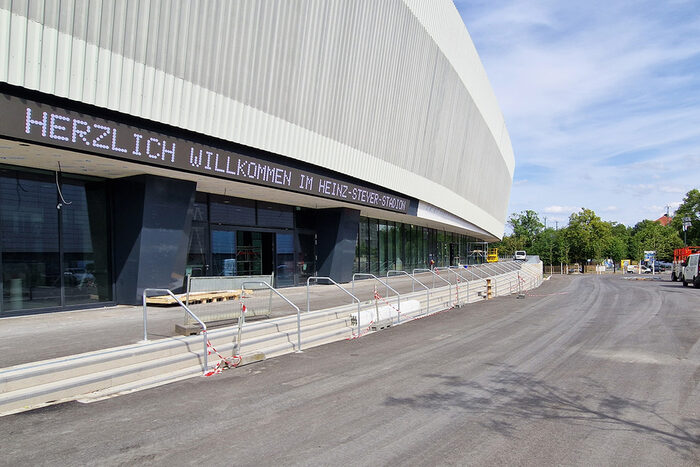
486,248,499,262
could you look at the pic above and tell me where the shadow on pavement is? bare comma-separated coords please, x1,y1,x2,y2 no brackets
384,367,700,460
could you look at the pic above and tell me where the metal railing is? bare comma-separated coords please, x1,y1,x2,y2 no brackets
351,273,402,324
184,274,273,324
387,270,430,315
307,277,361,336
436,267,464,305
413,268,451,307
448,266,472,304
142,288,208,371
412,268,436,289
243,281,302,353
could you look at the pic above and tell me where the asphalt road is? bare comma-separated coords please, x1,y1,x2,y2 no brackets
2,274,699,466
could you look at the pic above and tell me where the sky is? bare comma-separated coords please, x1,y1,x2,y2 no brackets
455,0,700,232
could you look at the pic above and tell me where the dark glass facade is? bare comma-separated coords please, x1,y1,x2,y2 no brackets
0,165,487,314
184,193,310,287
0,166,112,313
352,216,483,275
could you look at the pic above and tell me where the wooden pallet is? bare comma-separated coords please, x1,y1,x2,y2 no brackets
145,289,252,306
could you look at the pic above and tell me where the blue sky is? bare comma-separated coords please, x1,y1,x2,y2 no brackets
455,0,700,232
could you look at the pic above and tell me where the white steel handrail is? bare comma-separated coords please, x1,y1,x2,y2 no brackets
352,273,402,324
242,281,302,353
142,288,208,372
435,267,463,305
448,266,472,304
387,270,430,315
414,268,451,307
412,268,436,289
307,277,361,336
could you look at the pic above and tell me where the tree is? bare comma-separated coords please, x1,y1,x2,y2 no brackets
630,220,683,262
492,235,525,257
670,189,700,246
604,223,629,266
508,210,544,249
532,227,560,265
563,208,612,264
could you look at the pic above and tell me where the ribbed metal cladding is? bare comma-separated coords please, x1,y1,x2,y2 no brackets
0,0,513,238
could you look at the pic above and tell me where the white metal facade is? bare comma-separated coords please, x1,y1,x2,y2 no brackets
0,0,514,240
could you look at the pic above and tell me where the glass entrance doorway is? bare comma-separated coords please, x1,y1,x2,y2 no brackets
211,229,275,277
296,232,316,285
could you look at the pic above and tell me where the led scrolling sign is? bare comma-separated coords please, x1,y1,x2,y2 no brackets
0,93,409,213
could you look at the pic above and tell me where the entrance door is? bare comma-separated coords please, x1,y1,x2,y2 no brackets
275,233,294,287
210,229,275,277
296,232,316,285
449,243,458,266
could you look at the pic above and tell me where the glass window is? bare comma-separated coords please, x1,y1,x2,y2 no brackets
211,228,237,276
358,217,369,274
275,233,294,287
369,218,378,276
1,170,61,311
209,195,255,226
192,192,208,223
378,221,388,275
295,207,316,229
187,222,209,277
60,179,112,306
387,222,395,272
236,231,264,276
395,222,403,271
296,232,316,282
423,227,429,269
257,201,293,228
409,225,418,271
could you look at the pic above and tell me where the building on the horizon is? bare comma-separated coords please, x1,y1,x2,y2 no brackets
0,0,514,314
654,214,673,226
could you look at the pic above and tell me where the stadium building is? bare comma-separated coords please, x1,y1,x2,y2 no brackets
0,0,514,314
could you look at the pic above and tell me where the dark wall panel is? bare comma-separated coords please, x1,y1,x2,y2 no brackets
316,208,360,283
112,175,195,304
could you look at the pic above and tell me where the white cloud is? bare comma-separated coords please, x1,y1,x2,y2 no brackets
543,205,577,214
457,0,700,227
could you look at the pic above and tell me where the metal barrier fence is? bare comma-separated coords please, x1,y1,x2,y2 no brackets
183,274,274,325
145,262,543,355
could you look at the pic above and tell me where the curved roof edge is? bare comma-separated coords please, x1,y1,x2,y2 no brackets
402,0,515,177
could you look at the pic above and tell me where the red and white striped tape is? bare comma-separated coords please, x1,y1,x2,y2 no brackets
203,302,246,377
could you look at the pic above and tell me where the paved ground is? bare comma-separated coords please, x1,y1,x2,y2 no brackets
2,274,699,466
0,264,516,367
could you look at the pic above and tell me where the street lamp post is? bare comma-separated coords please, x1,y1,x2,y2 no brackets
683,217,691,246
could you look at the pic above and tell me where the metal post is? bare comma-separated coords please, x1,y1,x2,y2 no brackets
352,273,401,324
388,270,429,316
307,277,361,337
243,281,301,352
143,288,208,371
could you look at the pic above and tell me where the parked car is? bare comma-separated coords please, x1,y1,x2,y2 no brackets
514,250,527,261
682,253,700,288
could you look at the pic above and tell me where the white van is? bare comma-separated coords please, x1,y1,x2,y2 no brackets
682,253,700,288
514,250,527,261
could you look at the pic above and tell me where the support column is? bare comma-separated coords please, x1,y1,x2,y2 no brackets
112,175,195,304
315,208,360,283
